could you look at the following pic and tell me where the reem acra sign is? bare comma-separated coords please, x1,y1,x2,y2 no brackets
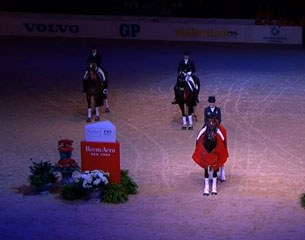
81,120,121,183
85,120,116,143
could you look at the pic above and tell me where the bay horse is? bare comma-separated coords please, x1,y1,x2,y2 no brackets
192,117,228,196
84,63,104,122
176,72,200,130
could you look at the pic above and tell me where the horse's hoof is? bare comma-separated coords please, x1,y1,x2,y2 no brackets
203,193,209,196
105,108,110,113
182,126,187,130
86,118,91,122
95,116,100,121
211,191,218,195
188,126,193,130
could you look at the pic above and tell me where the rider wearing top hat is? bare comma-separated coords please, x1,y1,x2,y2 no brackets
87,46,102,68
204,96,222,125
172,51,196,104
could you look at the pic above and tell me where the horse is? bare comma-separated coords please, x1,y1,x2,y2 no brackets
175,72,200,130
192,117,228,196
84,64,104,122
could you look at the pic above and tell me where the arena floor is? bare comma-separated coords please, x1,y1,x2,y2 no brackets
0,37,305,240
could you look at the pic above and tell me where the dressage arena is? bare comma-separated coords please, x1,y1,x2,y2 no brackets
1,37,305,240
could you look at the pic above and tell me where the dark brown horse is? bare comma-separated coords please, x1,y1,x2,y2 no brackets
192,117,228,196
176,73,200,130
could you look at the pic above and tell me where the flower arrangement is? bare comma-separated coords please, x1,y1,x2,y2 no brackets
72,170,110,189
54,139,80,183
16,138,139,204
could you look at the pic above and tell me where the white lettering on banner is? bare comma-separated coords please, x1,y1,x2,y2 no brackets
23,23,79,33
85,146,116,154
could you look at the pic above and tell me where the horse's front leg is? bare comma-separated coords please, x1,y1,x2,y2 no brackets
86,95,92,122
94,96,101,122
203,167,218,196
203,168,210,196
187,105,194,130
211,168,218,195
179,103,187,130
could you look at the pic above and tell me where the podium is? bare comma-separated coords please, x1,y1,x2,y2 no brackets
81,121,121,183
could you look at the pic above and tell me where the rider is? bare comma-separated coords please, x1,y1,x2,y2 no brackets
87,46,102,67
83,59,110,112
204,96,222,125
172,51,197,104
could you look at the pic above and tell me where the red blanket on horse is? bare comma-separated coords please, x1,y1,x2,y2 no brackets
192,125,229,170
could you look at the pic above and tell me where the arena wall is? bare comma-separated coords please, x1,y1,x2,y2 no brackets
0,12,302,44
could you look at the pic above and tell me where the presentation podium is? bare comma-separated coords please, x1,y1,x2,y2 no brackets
81,121,121,184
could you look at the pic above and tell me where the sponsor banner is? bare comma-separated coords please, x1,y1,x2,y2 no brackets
0,12,302,44
81,141,121,184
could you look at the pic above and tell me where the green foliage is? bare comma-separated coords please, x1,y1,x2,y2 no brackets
301,193,305,209
120,169,138,195
102,183,128,203
29,159,56,192
102,169,138,204
61,184,86,201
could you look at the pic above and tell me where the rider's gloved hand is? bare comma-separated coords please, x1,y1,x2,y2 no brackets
187,71,192,76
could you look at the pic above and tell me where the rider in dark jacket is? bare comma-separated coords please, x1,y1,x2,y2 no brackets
87,46,102,67
204,96,222,125
172,51,196,104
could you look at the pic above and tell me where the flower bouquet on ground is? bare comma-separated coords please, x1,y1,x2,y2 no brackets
60,170,110,201
73,170,110,190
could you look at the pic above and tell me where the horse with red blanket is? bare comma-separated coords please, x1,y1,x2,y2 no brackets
192,117,229,196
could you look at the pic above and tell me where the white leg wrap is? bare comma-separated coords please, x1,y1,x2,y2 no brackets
87,108,92,118
203,178,210,196
95,107,100,117
188,115,193,126
104,99,109,108
182,116,187,126
212,177,217,195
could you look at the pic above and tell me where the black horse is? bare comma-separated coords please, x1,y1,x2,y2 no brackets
84,64,104,122
176,73,200,130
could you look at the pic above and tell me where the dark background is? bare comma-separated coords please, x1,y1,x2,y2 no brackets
0,0,305,21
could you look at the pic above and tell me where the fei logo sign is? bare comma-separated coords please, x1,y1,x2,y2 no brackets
119,23,141,37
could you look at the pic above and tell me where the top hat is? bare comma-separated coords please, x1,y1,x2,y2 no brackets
183,51,190,56
208,96,216,103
